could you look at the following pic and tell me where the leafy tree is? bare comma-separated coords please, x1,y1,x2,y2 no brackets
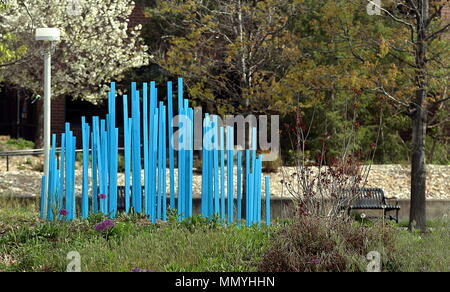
0,0,149,103
0,2,27,71
347,0,449,232
145,0,303,115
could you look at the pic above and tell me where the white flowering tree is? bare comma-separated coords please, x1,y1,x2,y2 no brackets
0,0,148,103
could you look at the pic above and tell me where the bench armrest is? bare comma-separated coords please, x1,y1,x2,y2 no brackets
385,196,399,206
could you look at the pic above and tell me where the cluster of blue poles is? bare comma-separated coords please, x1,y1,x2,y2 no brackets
40,79,271,226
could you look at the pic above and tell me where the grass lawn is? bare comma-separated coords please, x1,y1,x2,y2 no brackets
0,198,448,272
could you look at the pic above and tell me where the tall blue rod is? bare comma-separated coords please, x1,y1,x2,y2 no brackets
227,126,234,224
167,81,175,209
208,118,214,217
265,176,271,226
110,128,119,218
101,122,108,214
237,151,242,227
122,95,130,213
256,156,262,225
71,135,76,219
177,79,184,220
143,83,149,215
178,108,185,220
162,105,167,221
157,103,163,220
81,117,89,219
213,116,220,216
131,83,142,213
91,118,99,214
59,133,65,220
220,127,225,220
205,115,212,217
65,124,72,221
245,149,250,225
248,172,254,226
151,111,159,223
201,115,208,217
188,107,194,218
94,117,103,214
108,83,116,216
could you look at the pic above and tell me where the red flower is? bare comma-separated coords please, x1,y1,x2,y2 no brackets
98,194,106,199
59,209,68,216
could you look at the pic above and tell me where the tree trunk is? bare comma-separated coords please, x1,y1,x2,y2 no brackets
409,0,429,233
409,88,427,232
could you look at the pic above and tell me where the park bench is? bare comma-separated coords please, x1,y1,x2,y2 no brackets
342,188,400,223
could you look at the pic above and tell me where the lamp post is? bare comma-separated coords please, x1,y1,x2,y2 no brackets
35,28,60,218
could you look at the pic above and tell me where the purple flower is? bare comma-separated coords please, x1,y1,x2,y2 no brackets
132,267,153,272
98,194,107,200
311,259,320,265
59,209,68,216
95,219,115,232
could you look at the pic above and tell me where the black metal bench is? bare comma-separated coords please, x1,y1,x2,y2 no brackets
343,188,400,223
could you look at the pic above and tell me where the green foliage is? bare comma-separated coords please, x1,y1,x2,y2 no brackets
386,218,450,272
141,0,449,165
0,138,35,151
0,206,272,272
262,156,282,173
0,204,448,272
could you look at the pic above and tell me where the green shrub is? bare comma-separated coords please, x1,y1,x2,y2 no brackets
262,156,282,173
4,138,35,150
259,216,395,272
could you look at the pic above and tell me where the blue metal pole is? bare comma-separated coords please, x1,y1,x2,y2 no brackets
167,82,175,210
256,156,262,225
59,133,65,220
220,127,225,221
122,95,130,214
158,103,163,220
65,124,72,221
265,176,271,226
248,172,254,226
245,149,250,226
151,111,159,223
177,79,184,221
213,116,219,216
81,117,89,219
227,126,234,225
143,83,149,215
131,83,142,213
201,115,208,217
237,151,242,227
162,105,167,221
188,107,194,218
